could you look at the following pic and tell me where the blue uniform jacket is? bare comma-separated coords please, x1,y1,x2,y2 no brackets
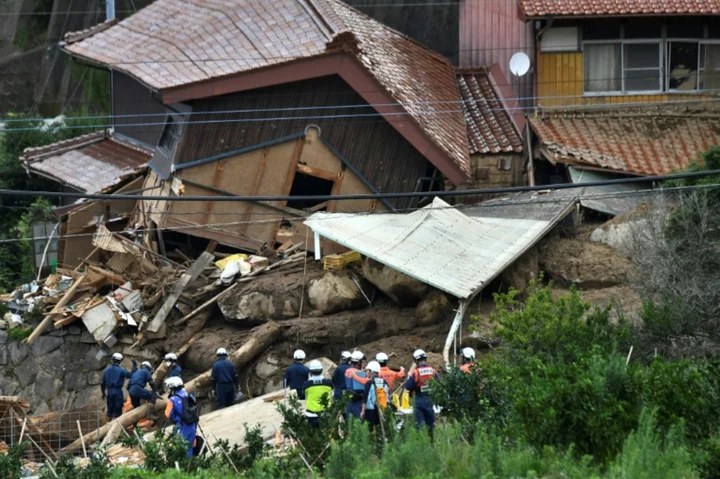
101,364,133,394
128,369,155,390
168,364,182,378
285,363,310,391
211,359,237,388
332,363,350,398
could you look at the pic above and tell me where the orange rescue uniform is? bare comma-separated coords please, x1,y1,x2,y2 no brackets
379,366,405,389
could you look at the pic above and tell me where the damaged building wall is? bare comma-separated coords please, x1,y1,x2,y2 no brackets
147,128,383,251
444,152,525,204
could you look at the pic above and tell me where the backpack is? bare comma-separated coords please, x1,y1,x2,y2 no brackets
372,378,388,409
180,394,200,425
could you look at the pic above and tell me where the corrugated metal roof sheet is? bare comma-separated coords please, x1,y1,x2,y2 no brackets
569,167,651,216
464,189,579,222
21,130,152,193
519,0,720,18
62,0,470,179
455,69,523,155
529,108,720,176
305,197,551,298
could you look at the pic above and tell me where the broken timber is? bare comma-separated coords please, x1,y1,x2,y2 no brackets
144,252,214,333
63,321,282,452
26,273,86,344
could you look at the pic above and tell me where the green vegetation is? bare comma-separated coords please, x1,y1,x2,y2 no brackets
7,325,32,342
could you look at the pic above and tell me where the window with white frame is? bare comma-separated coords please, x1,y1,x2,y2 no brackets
582,21,720,94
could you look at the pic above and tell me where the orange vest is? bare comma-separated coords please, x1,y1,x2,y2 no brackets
379,366,405,390
411,365,437,394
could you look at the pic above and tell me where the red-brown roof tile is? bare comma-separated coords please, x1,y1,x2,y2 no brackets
456,69,523,155
519,0,720,18
529,108,720,175
61,0,470,179
21,130,152,193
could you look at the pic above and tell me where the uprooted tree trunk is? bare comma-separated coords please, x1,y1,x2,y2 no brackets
62,321,282,452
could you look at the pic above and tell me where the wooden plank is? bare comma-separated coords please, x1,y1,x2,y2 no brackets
144,252,215,333
240,147,270,235
296,163,338,182
279,138,305,208
26,273,86,344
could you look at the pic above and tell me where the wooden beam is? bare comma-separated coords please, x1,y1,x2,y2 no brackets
240,147,270,235
296,163,339,182
26,274,86,344
144,252,214,333
280,139,305,208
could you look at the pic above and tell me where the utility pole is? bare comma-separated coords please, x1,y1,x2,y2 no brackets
106,0,115,21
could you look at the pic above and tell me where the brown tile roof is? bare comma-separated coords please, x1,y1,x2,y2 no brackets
21,130,152,193
456,69,523,155
519,0,720,18
529,107,720,176
62,0,470,179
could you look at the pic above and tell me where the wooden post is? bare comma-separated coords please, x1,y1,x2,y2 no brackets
26,273,86,344
77,421,87,459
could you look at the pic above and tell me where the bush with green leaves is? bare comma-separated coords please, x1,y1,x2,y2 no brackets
0,442,26,479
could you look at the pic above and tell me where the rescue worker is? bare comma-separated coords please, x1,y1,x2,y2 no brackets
101,353,136,420
128,361,158,408
403,349,440,434
284,350,310,400
164,353,182,378
459,347,476,374
361,361,390,428
331,351,352,399
302,360,333,426
376,352,406,390
211,348,238,409
164,377,198,458
344,351,367,420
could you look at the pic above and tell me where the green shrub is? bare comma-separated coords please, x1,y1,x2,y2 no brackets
0,442,26,479
7,326,32,342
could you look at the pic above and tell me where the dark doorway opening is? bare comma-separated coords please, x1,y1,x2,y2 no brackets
286,172,334,210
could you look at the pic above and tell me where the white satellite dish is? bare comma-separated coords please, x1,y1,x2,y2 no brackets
509,52,531,77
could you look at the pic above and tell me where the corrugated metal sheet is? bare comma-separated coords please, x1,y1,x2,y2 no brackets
305,197,550,299
178,77,430,210
21,130,152,193
569,167,650,216
464,189,579,222
459,0,533,106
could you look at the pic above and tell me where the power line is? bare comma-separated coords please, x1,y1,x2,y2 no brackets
2,168,719,203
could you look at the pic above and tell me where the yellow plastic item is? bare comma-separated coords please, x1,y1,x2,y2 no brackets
215,253,248,269
401,393,410,410
391,393,400,409
322,251,361,271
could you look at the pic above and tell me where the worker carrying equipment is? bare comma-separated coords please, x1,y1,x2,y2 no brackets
101,353,136,419
332,351,352,399
344,350,367,420
164,353,182,379
376,351,406,390
164,377,198,458
403,349,441,433
460,347,476,374
211,348,238,409
128,361,158,409
285,350,310,400
361,361,389,427
302,360,333,426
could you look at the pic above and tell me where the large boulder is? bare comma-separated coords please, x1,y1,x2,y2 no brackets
31,336,64,356
307,273,370,315
498,247,539,294
362,258,428,307
415,290,453,327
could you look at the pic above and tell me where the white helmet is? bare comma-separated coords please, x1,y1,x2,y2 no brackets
308,360,323,374
461,347,475,361
376,352,389,363
413,349,427,361
293,349,306,360
341,351,352,360
111,353,123,362
216,348,228,356
164,353,178,361
164,376,183,389
366,361,381,374
141,361,153,369
351,351,364,363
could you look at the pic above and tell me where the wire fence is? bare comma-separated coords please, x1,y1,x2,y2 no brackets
0,405,104,460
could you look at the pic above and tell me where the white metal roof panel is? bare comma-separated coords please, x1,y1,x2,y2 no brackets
304,198,551,299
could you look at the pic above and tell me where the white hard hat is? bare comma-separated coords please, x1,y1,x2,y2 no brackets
376,352,389,362
341,351,352,360
164,377,183,389
216,348,228,356
111,352,123,361
141,361,153,369
413,349,427,360
366,361,381,374
308,360,323,373
461,347,476,361
165,353,178,361
293,349,306,360
351,351,364,362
